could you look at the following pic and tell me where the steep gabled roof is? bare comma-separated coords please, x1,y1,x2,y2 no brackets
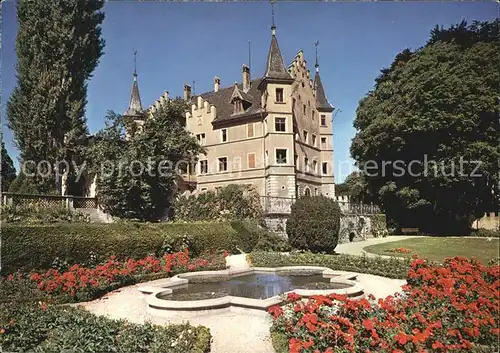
263,27,293,81
191,78,264,124
314,70,334,112
123,74,145,118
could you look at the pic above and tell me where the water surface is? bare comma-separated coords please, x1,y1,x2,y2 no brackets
158,272,350,300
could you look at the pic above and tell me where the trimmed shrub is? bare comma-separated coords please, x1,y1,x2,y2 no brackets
470,228,500,238
0,304,211,353
247,251,412,279
1,222,238,274
1,204,90,224
173,184,263,222
286,195,341,253
253,232,292,252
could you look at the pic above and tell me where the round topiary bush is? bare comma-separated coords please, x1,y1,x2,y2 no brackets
286,195,341,253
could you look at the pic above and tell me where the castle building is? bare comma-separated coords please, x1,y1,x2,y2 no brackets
125,21,336,203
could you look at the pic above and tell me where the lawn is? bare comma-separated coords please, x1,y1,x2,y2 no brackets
364,237,500,264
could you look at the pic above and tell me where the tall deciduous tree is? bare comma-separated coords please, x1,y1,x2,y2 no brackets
90,100,204,221
6,0,105,194
1,142,17,191
351,20,499,234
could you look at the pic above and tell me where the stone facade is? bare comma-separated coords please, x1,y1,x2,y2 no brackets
472,212,500,231
146,24,336,205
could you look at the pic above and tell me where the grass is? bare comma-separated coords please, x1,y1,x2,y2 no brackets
364,237,500,264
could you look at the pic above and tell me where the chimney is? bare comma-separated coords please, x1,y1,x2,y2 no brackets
214,76,221,92
242,65,251,93
183,84,191,101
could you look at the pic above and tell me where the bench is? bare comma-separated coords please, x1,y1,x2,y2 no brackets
401,228,420,235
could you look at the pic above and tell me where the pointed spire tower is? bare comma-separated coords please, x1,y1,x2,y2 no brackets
259,0,294,89
313,42,334,112
123,50,145,120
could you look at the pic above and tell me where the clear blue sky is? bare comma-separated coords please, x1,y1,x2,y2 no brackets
1,1,497,182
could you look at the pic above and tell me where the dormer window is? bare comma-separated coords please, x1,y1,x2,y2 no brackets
233,99,243,114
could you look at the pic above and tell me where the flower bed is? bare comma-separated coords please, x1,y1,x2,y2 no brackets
386,247,413,254
0,303,211,353
248,252,412,279
1,249,227,304
268,257,500,352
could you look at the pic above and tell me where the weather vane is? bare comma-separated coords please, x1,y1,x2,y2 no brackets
271,0,276,28
133,49,137,76
314,41,320,68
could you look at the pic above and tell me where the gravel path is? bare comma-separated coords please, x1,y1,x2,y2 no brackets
79,285,274,353
336,235,418,257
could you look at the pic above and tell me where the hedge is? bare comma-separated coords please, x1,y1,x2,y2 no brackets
1,221,266,274
247,251,412,279
0,304,211,353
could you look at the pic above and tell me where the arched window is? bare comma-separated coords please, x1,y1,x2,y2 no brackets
304,187,311,197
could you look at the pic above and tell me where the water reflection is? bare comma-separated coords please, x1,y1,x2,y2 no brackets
159,273,351,300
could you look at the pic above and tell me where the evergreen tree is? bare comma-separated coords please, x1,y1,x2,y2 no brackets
1,142,17,191
351,20,500,234
6,0,105,194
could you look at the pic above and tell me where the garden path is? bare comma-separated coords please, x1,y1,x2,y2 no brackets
335,235,418,257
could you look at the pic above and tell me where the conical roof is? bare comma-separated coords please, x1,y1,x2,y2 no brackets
124,74,144,118
314,70,333,112
263,27,293,81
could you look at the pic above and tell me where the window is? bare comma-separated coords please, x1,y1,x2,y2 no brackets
313,160,318,173
321,114,327,126
218,157,227,172
196,133,206,145
275,88,284,103
314,187,318,195
221,129,227,142
247,123,254,138
312,134,317,147
303,130,308,143
199,160,208,174
276,149,287,164
275,117,286,132
233,100,243,114
304,188,311,197
201,188,207,192
294,154,298,167
321,137,327,149
303,104,306,115
179,163,188,174
304,157,309,172
322,162,328,175
248,153,256,169
312,110,315,120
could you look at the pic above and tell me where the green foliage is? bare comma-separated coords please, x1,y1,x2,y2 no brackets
0,304,211,353
286,195,341,253
7,0,105,193
1,204,90,224
270,330,289,353
247,251,412,279
1,222,239,274
1,142,16,191
369,214,388,237
253,232,292,253
7,173,43,194
231,219,292,253
343,171,374,203
90,102,203,221
470,228,500,238
351,20,500,234
173,184,264,222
